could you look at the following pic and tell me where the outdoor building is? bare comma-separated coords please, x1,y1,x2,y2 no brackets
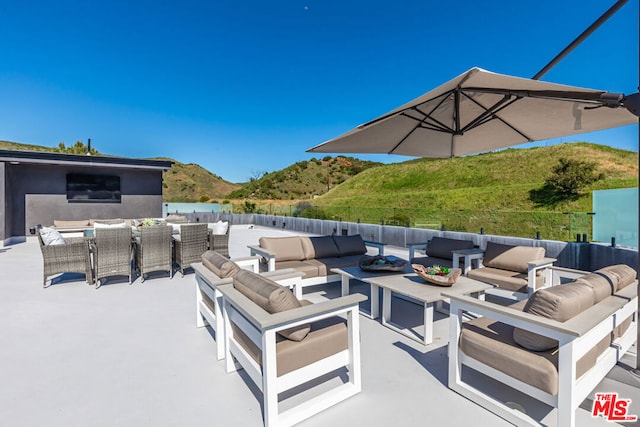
0,149,172,246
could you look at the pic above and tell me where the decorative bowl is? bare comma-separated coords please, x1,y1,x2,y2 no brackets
412,264,462,287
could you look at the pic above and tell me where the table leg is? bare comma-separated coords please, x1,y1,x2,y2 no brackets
341,275,350,297
370,284,380,319
381,287,391,323
423,302,434,345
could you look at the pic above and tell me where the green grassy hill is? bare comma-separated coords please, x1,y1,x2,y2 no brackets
309,143,637,240
227,156,382,200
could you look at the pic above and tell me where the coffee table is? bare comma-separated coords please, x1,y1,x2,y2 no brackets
363,273,493,345
331,257,412,319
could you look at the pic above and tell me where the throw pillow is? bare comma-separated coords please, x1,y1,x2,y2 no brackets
40,227,67,246
210,220,229,235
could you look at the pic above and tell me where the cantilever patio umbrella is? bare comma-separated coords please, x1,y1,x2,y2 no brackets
307,67,638,157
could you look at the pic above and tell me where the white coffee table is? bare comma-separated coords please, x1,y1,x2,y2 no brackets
363,273,493,345
331,258,411,319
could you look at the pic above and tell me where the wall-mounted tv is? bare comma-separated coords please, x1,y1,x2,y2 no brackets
66,173,121,202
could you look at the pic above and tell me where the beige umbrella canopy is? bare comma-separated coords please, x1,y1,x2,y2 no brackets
307,67,637,157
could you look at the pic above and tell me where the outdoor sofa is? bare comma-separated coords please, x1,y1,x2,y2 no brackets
248,234,385,297
447,264,638,427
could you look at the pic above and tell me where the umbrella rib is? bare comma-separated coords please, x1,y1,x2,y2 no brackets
461,92,534,141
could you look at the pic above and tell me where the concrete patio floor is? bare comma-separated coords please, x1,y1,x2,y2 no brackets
1,225,638,426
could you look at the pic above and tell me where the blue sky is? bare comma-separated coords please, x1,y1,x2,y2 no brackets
0,0,637,183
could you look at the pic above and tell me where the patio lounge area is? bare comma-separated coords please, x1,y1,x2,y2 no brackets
2,224,639,426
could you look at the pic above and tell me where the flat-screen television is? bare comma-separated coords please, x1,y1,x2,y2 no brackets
66,173,121,202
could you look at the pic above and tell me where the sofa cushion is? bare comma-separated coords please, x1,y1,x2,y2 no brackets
333,234,367,257
201,250,240,278
94,221,128,229
165,214,187,223
232,316,348,377
39,227,67,246
482,242,545,274
425,236,474,261
513,282,595,351
597,264,637,291
574,273,615,303
301,236,340,260
461,313,610,395
90,218,125,226
467,267,542,293
259,236,306,262
275,260,321,279
233,270,310,341
308,255,363,276
53,219,90,228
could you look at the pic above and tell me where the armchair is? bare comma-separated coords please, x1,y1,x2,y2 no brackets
174,223,209,276
135,225,173,281
93,227,133,288
220,269,366,427
38,229,92,287
193,250,302,360
446,264,637,427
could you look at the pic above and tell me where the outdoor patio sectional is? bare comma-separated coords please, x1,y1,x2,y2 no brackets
248,234,385,296
447,263,638,427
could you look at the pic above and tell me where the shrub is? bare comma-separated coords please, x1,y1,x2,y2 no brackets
545,158,604,196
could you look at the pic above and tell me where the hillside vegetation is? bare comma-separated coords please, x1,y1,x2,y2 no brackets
160,159,240,202
227,156,382,200
306,143,637,240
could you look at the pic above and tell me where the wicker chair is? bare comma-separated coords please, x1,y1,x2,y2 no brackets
94,227,133,288
207,224,230,257
174,223,209,277
134,225,173,281
37,231,93,287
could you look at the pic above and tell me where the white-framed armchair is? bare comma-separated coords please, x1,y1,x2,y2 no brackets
219,269,366,427
193,251,302,360
446,264,637,427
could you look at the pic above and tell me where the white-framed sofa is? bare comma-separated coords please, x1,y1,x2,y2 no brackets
219,269,366,427
248,234,385,296
446,264,637,427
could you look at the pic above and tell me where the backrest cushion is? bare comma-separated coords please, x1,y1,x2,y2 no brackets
573,273,615,303
233,270,310,341
596,264,637,291
482,242,545,274
301,236,340,259
39,227,67,246
94,222,128,229
202,250,240,278
333,234,367,257
165,214,187,223
90,218,125,226
259,236,305,261
53,219,90,227
513,282,595,351
425,236,475,260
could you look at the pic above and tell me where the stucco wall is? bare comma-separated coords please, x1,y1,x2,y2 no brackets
7,163,164,237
